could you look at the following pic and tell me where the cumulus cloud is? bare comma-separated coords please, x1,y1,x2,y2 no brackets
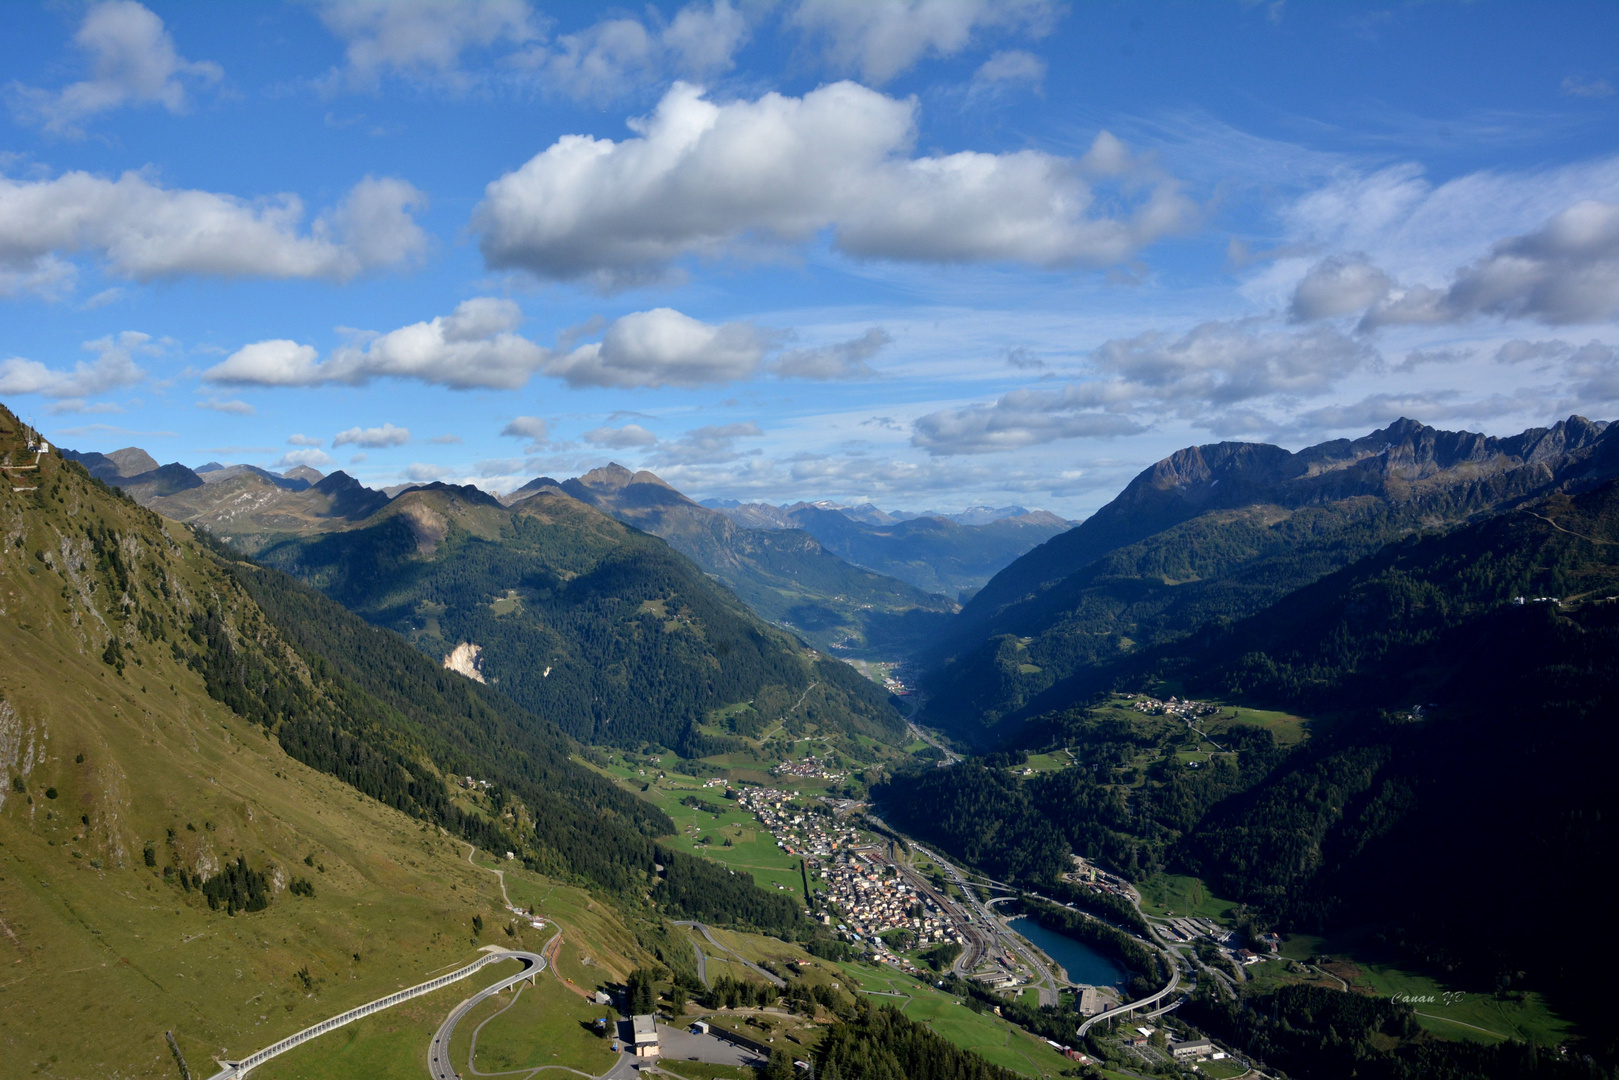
333,422,409,448
772,328,890,380
545,308,771,388
314,0,538,90
524,1,750,104
206,299,543,389
274,448,335,469
7,1,222,136
473,82,1193,288
0,171,427,292
287,433,323,446
1293,201,1619,330
583,423,658,448
650,421,763,465
0,330,153,399
1288,255,1394,321
789,0,1056,84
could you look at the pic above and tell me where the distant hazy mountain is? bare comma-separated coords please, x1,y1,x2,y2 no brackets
919,415,1619,740
703,498,1071,598
541,464,958,656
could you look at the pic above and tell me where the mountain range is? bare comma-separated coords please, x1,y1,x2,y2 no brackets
917,415,1619,740
706,498,1070,598
20,403,1619,1075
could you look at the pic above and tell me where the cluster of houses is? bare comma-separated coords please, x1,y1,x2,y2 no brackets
733,787,863,860
1126,694,1219,719
822,851,964,954
769,755,846,781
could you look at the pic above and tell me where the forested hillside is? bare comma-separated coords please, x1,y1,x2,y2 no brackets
253,481,902,753
883,478,1619,1057
919,416,1619,741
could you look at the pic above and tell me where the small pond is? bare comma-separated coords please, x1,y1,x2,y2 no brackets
1009,917,1126,987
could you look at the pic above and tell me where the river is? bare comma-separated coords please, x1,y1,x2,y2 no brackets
1009,917,1125,987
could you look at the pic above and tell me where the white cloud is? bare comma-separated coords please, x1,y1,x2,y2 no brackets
48,399,123,416
500,416,550,442
583,423,658,448
333,422,410,448
912,386,1145,456
274,448,335,469
407,462,454,482
315,0,539,90
1288,255,1393,321
773,327,890,379
428,434,463,444
0,330,153,399
545,308,770,388
0,170,427,291
287,433,324,446
473,82,1193,288
650,421,763,465
206,299,543,390
1563,75,1615,99
789,0,1056,84
969,50,1046,96
1252,156,1619,313
1365,201,1619,328
526,2,750,104
206,341,322,386
196,398,255,416
1090,320,1375,407
909,320,1374,455
7,1,222,136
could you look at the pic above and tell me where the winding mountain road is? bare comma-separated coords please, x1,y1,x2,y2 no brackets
672,920,785,987
428,941,554,1080
205,946,547,1080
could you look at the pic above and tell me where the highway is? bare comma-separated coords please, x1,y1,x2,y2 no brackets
205,945,547,1080
1077,961,1182,1036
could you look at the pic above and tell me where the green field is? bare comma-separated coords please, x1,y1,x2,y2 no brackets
1137,873,1238,922
250,966,516,1080
1344,957,1570,1046
610,773,810,895
835,963,1079,1078
450,975,619,1076
482,858,651,988
1269,930,1571,1047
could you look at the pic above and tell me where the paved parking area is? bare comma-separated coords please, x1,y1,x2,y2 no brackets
612,1020,768,1070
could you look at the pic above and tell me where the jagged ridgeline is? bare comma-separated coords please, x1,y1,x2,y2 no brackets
0,404,669,893
920,416,1619,741
250,483,902,753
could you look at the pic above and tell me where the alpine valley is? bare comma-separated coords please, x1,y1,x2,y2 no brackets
7,402,1618,1080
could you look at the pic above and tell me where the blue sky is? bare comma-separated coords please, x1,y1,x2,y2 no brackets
4,0,1619,516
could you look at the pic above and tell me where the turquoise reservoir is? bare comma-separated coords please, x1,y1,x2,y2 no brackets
1009,917,1126,987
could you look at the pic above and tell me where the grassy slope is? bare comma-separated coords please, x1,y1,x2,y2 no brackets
0,414,668,1078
